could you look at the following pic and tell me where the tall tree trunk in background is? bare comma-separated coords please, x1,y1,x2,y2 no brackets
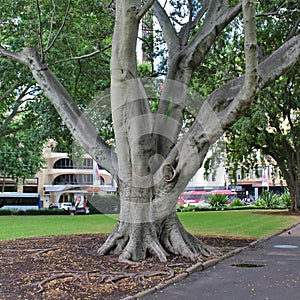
1,167,6,192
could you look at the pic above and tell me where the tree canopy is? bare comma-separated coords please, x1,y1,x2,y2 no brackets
226,63,300,210
0,0,114,179
200,0,300,211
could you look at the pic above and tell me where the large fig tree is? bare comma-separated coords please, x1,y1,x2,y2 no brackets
1,0,299,262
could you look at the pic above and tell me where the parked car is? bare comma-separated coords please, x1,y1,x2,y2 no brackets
49,202,60,209
59,202,72,211
49,202,72,210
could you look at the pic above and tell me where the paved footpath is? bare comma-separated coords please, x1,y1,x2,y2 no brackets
142,223,300,300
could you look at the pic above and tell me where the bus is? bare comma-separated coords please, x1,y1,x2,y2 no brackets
0,193,41,211
178,190,209,207
178,189,237,207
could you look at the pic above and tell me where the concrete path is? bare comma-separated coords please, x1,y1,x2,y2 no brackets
142,224,300,300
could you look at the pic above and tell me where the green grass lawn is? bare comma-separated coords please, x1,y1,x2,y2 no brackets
178,210,300,238
0,214,119,240
0,210,299,241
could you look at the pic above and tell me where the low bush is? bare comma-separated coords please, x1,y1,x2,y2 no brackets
0,209,69,216
257,191,282,209
230,198,244,207
208,194,229,208
280,192,291,209
176,205,212,212
0,209,14,216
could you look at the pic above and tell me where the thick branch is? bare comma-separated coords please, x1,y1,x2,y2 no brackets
0,45,29,66
158,28,299,199
153,2,242,158
181,2,242,73
137,0,155,20
0,45,116,175
239,0,258,101
178,0,209,47
152,1,180,58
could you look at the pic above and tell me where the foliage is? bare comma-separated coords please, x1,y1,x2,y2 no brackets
256,191,281,209
0,0,113,156
252,199,265,208
208,194,229,208
280,192,291,209
230,198,244,207
0,131,45,187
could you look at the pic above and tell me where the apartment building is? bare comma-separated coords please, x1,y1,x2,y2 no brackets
0,140,115,207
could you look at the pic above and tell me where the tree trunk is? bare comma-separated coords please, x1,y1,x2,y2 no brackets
287,179,300,212
98,182,218,263
99,0,255,263
1,167,6,193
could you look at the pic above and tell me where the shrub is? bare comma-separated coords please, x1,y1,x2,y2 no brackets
0,209,69,216
253,199,266,207
258,191,281,208
280,192,291,209
230,198,244,207
176,205,184,212
0,209,14,216
208,194,229,208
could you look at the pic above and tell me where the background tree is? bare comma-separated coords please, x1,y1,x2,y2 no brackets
0,131,45,192
0,0,299,263
198,0,300,211
226,64,300,211
0,0,113,177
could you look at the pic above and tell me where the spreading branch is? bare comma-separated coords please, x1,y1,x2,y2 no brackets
35,0,44,62
137,0,156,20
52,44,111,65
45,0,72,53
0,45,117,175
156,10,299,196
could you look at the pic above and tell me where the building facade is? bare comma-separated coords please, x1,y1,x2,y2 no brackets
0,141,287,206
0,140,116,207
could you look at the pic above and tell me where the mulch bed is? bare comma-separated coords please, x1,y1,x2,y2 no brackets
0,233,254,300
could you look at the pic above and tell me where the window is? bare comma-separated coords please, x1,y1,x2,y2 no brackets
53,159,74,169
53,174,93,185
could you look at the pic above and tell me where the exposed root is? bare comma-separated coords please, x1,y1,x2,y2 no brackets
35,272,82,293
148,240,169,262
2,247,60,258
119,258,141,265
160,213,222,261
34,269,172,294
98,214,222,263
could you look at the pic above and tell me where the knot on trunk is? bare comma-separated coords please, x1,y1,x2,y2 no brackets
163,164,176,182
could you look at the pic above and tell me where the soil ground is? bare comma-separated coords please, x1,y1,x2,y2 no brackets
2,211,297,299
0,233,254,300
